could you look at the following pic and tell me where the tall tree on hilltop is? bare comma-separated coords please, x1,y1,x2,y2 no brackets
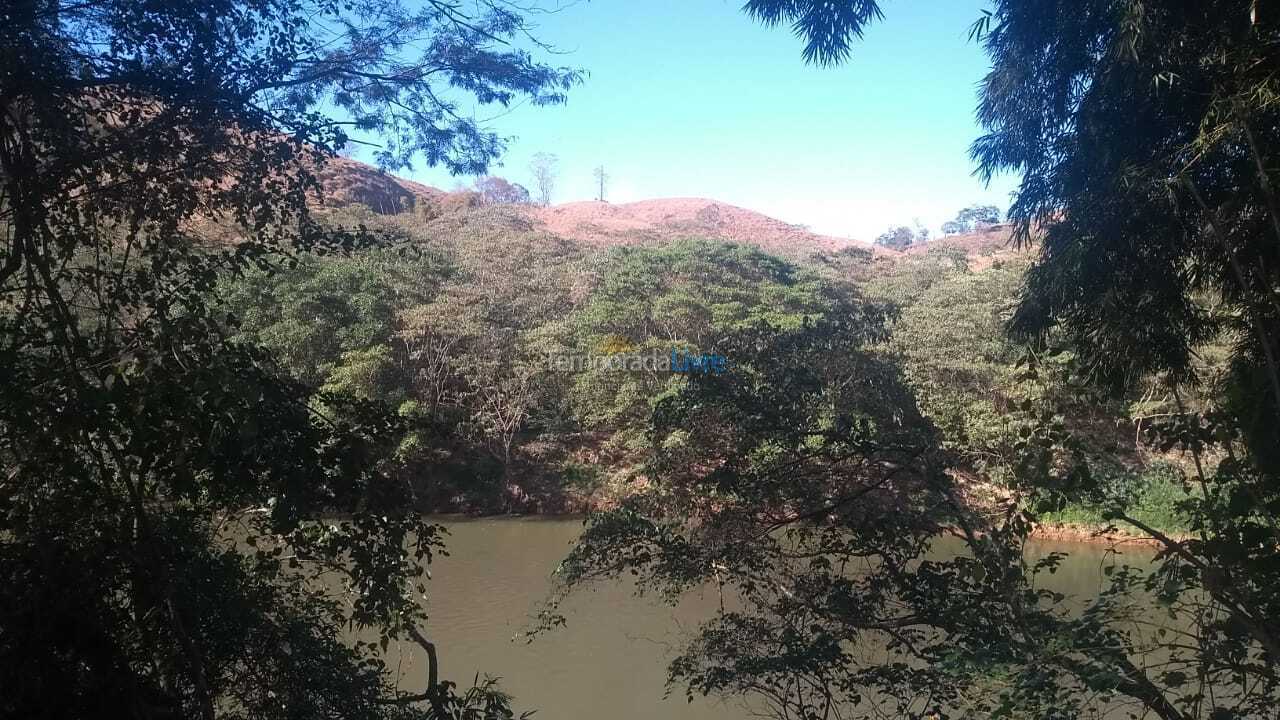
0,0,577,717
593,165,609,202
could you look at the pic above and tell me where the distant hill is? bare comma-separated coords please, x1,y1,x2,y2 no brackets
311,158,1023,262
524,198,873,258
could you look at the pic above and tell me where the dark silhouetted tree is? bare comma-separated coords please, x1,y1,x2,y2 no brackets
0,0,578,717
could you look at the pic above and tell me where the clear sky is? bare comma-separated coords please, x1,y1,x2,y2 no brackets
379,0,1018,242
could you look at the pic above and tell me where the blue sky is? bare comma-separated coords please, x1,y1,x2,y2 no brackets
380,0,1017,242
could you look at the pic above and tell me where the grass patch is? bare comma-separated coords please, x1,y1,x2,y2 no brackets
1042,462,1191,535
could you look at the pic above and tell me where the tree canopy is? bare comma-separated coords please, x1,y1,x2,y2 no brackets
873,225,917,251
943,204,1002,235
475,176,532,205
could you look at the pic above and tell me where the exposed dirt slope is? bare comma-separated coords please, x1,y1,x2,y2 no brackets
311,156,448,214
526,198,872,258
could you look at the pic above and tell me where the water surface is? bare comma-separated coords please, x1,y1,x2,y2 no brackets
393,518,1155,720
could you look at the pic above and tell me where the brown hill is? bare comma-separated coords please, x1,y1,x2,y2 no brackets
311,156,465,216
526,198,871,258
312,158,875,257
310,158,1023,264
905,224,1016,256
903,225,1031,270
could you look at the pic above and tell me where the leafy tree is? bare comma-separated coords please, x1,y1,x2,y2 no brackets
544,309,1144,719
475,176,532,205
953,204,1002,232
568,240,843,451
543,298,1220,720
938,206,1002,235
223,249,445,386
397,290,548,497
226,210,587,509
873,225,915,250
0,0,577,716
865,250,1155,511
741,0,888,66
970,7,1280,710
866,252,1029,473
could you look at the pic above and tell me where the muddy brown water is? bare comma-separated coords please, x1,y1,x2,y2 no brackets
383,518,1157,720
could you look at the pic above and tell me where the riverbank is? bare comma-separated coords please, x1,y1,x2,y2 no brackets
1026,522,1185,548
442,504,1181,549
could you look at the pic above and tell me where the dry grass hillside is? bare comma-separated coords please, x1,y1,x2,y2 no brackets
311,156,481,217
525,198,874,258
908,224,1017,254
312,158,1026,262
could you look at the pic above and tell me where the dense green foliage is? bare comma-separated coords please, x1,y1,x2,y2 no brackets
220,193,1223,719
542,317,1190,719
222,208,585,510
974,5,1280,717
868,250,1075,478
223,226,870,509
861,248,1194,532
568,241,845,451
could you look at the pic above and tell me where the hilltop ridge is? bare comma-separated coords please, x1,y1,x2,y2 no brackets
311,158,1018,260
527,198,873,257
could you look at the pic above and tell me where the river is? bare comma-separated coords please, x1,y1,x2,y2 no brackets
386,518,1156,720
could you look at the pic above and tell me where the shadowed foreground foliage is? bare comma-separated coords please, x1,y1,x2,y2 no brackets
0,0,577,716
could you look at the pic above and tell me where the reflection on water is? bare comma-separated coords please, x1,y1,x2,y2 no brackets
388,518,1156,720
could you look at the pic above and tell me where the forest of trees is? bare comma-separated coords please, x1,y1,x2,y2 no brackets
4,1,1280,720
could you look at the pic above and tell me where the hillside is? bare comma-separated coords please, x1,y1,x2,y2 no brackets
906,224,1012,252
525,198,873,257
310,156,446,214
312,159,886,257
307,159,1037,264
238,164,1136,521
